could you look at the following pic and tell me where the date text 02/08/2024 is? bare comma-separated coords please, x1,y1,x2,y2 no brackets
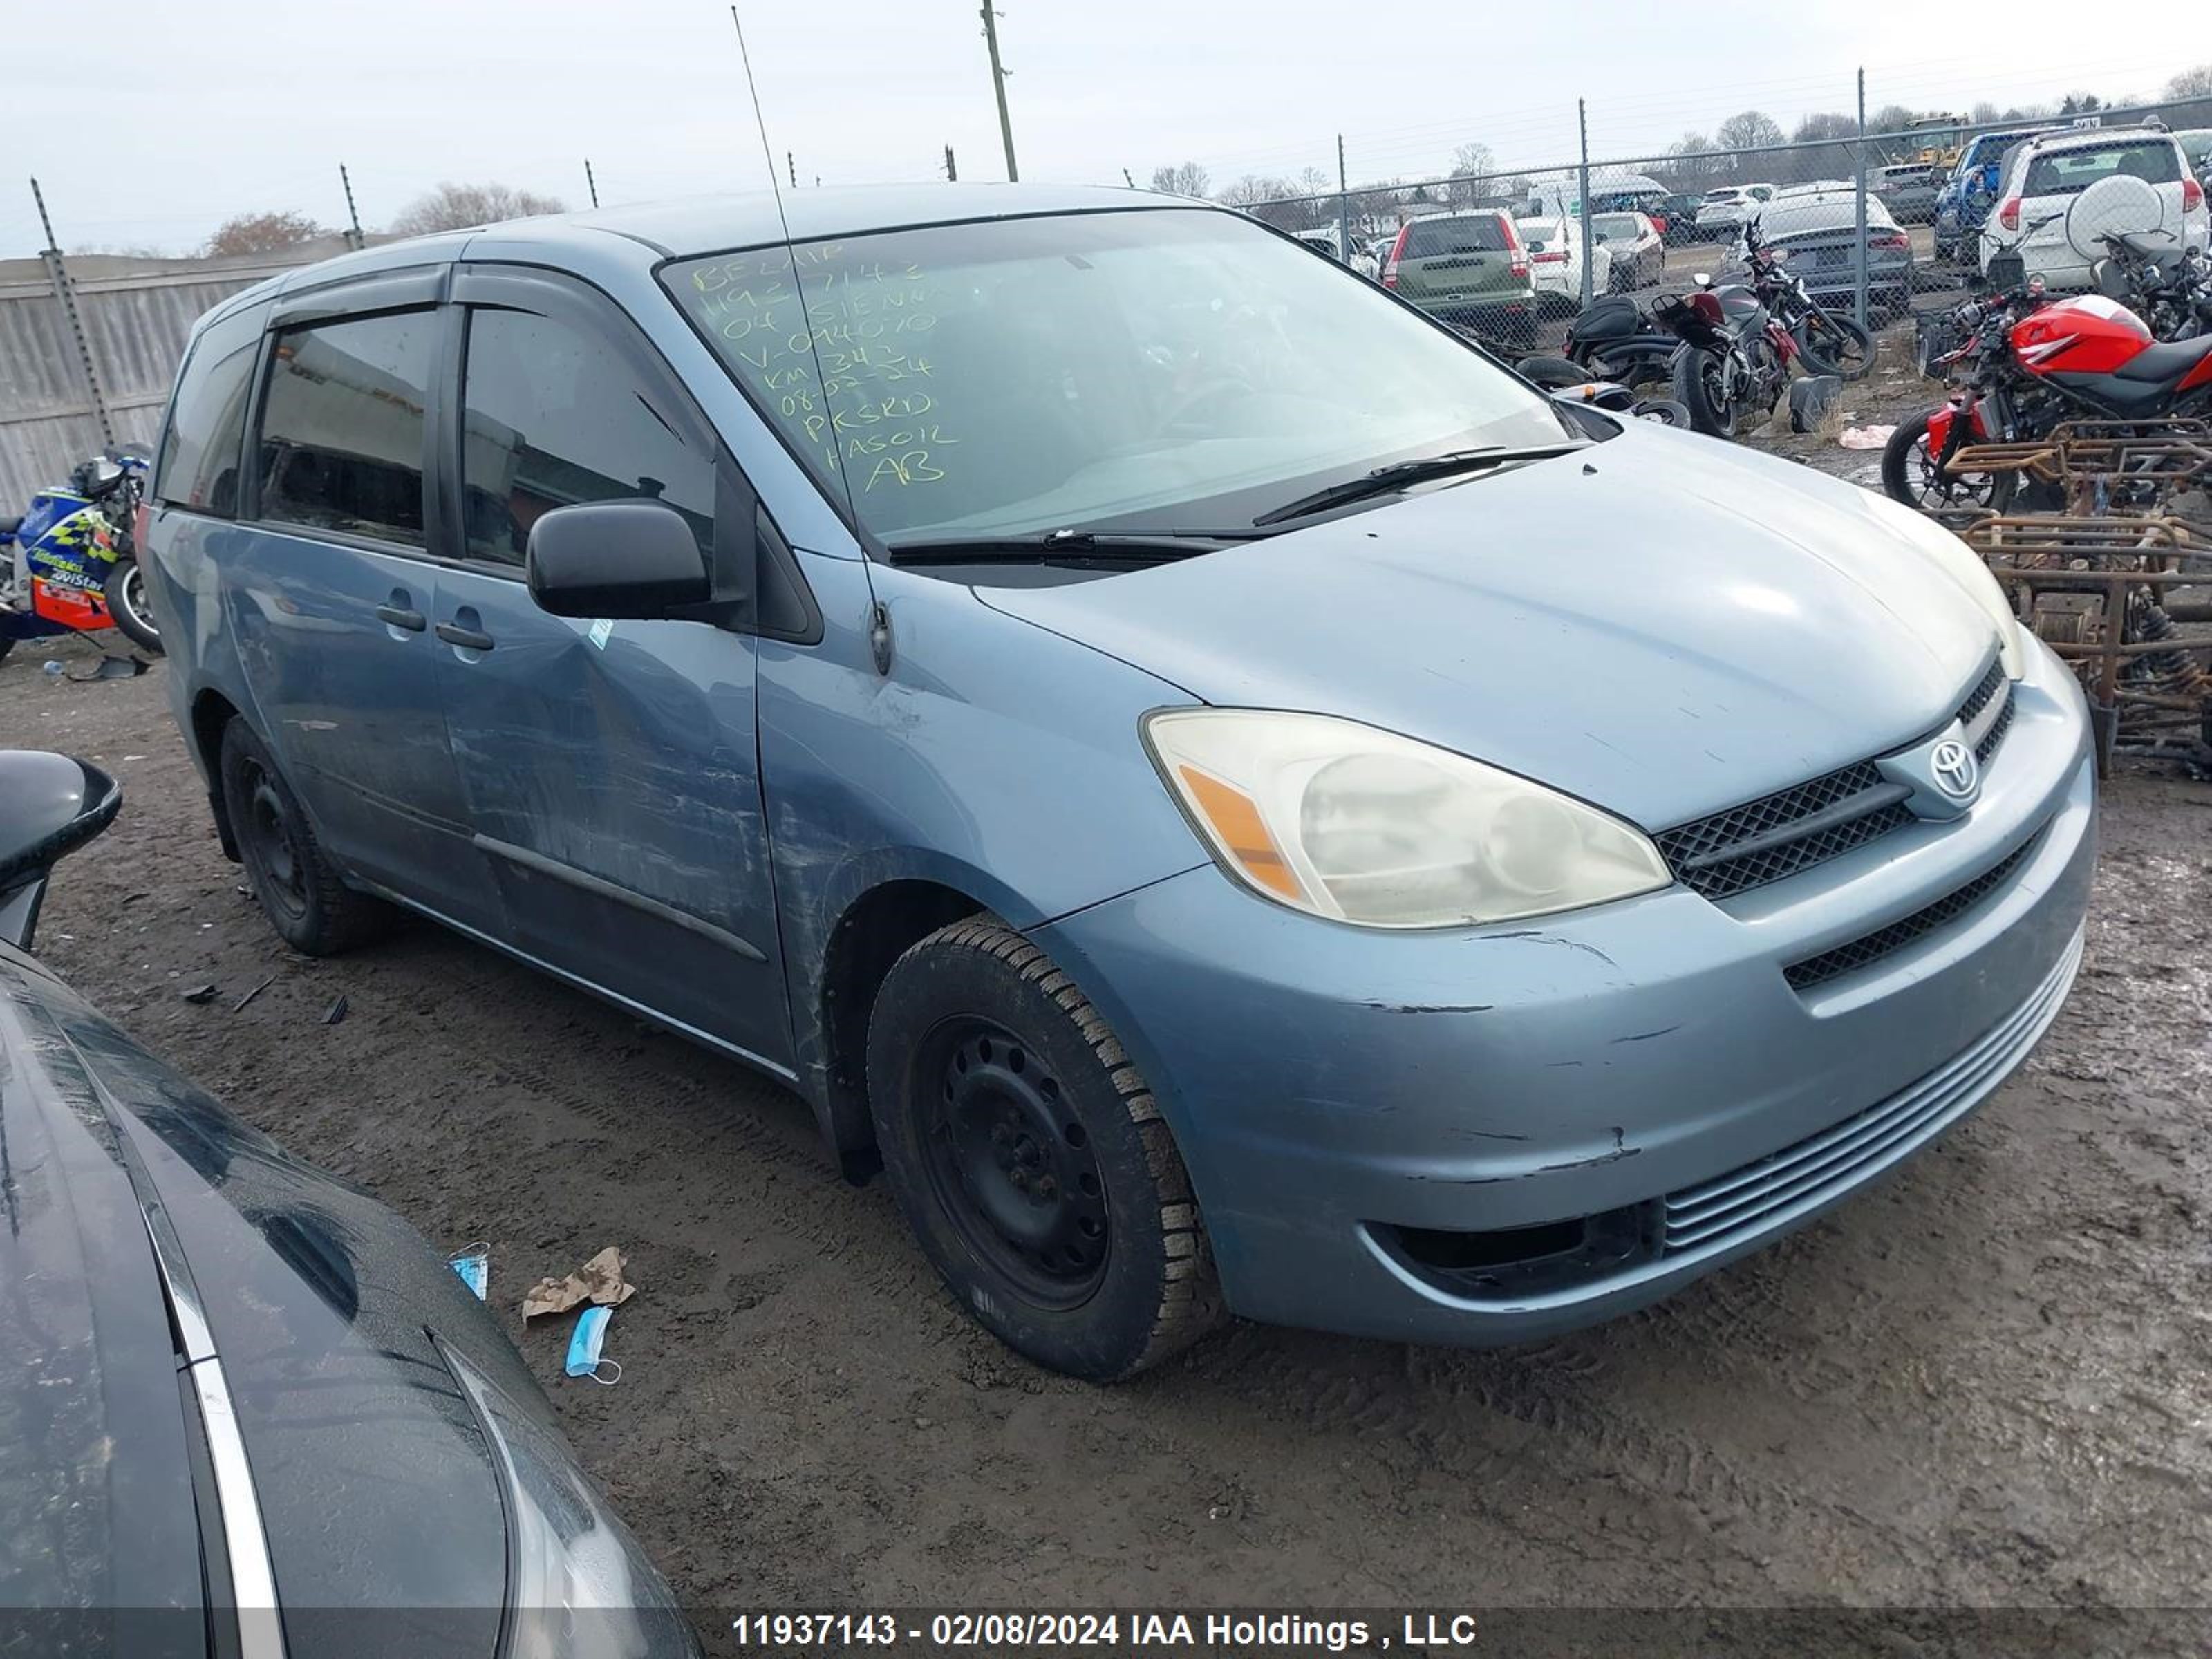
729,1612,1485,1650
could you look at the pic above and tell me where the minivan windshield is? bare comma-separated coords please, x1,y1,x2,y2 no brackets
662,208,1565,545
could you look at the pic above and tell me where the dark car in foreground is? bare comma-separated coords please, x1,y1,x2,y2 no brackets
0,751,695,1658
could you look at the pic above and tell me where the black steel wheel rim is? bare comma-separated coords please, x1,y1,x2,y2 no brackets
915,1016,1109,1309
241,758,308,920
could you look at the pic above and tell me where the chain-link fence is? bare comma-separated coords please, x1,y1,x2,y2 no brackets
1224,93,2212,362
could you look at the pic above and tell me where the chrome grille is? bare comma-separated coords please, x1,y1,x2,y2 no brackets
1783,831,2041,991
1656,657,2012,902
1663,926,2083,1257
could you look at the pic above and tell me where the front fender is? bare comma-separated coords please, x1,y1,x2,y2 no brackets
758,551,1210,1133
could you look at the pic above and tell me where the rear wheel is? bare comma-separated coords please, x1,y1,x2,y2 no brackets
1880,410,2017,514
1671,346,1740,438
866,917,1224,1381
218,720,395,955
102,559,162,653
1793,306,1875,380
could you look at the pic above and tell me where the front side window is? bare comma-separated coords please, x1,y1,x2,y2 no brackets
156,340,256,515
256,311,433,545
458,307,717,566
664,209,1563,545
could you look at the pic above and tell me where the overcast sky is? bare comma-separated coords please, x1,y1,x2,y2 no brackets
3,0,2194,257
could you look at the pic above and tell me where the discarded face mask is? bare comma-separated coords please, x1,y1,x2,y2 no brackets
449,1241,490,1301
565,1304,621,1385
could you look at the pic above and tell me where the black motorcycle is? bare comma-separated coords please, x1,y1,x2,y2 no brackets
1652,275,1793,439
1517,294,1680,391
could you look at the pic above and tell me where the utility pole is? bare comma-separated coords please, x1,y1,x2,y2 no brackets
1575,98,1595,308
787,150,797,189
31,178,112,445
1122,168,1134,189
944,145,957,182
1853,66,1870,332
585,158,600,209
339,162,364,249
1338,133,1351,262
980,3,1018,181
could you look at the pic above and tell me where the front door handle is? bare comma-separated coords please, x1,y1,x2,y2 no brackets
436,621,496,652
375,603,427,632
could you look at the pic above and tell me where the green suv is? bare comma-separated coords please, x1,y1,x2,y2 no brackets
1380,210,1537,348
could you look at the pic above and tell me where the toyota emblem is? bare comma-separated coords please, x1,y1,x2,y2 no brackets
1930,738,1978,800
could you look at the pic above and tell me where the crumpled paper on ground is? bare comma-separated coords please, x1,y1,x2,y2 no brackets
522,1246,636,1319
1837,424,1896,449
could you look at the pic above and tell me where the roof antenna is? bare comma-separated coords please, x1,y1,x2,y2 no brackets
728,3,857,518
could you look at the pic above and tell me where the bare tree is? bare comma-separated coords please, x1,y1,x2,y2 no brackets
203,209,326,258
1657,131,1718,192
1444,140,1496,207
1786,111,1857,184
1149,162,1210,197
1716,111,1786,157
2167,64,2212,99
388,181,567,237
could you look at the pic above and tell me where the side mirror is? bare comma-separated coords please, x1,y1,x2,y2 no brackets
525,498,713,620
0,751,120,949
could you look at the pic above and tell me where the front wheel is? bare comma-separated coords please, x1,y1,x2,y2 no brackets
1671,346,1740,438
866,917,1224,1380
102,559,162,653
1880,410,2016,514
1793,307,1875,380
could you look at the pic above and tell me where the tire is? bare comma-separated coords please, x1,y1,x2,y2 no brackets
102,559,162,653
865,917,1224,1381
1630,396,1693,427
218,718,395,955
1515,353,1594,389
1880,409,2017,514
0,638,12,668
1671,346,1739,438
1792,307,1875,381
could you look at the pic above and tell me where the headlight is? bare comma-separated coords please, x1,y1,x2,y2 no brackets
1144,710,1670,928
1865,494,2027,679
443,1342,699,1659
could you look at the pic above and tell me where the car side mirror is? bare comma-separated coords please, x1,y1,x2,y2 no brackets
525,498,713,620
0,751,120,949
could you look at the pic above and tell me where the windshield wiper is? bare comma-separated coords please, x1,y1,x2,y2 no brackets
1251,442,1588,527
883,529,1267,566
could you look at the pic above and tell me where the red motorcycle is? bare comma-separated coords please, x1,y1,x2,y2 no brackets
1885,281,2212,512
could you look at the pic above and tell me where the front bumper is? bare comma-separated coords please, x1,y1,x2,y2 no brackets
1038,644,2095,1347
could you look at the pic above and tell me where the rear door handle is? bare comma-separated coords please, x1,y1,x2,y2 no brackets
435,621,496,652
375,604,426,632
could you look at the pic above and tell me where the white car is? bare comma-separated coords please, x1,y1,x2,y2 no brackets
1979,126,2209,291
1694,183,1774,237
1517,216,1611,312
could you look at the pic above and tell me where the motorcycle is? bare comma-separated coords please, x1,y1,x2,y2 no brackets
1653,271,1797,439
0,446,158,662
1734,221,1875,381
1886,197,2212,512
1517,294,1680,391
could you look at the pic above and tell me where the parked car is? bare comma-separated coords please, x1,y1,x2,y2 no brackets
1651,191,1703,243
1518,216,1612,312
1871,162,1942,224
1694,182,1774,237
1747,189,1915,319
1935,126,2061,261
2176,127,2212,190
1592,210,1665,288
0,749,697,1656
148,184,2096,1380
1382,207,1539,344
1980,125,2209,291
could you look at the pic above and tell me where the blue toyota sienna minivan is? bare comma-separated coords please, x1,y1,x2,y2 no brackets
144,185,2094,1380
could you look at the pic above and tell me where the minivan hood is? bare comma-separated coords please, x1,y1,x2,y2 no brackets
980,426,1996,830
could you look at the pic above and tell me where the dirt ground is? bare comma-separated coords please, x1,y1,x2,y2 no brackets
6,457,2211,1649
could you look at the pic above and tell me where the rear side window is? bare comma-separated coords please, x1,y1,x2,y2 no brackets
458,307,717,567
2025,140,2183,195
1405,216,1507,258
155,341,256,515
256,310,435,546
